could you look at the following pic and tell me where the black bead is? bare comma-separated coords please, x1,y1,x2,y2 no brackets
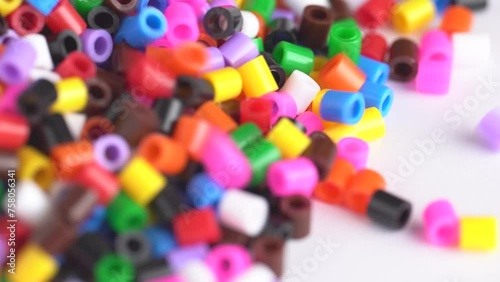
203,6,243,39
150,184,188,226
136,259,172,282
153,98,184,135
264,18,298,53
367,190,412,230
48,30,83,64
302,131,337,180
452,0,487,10
115,231,153,266
65,232,113,278
261,52,286,88
0,15,8,36
87,6,121,35
174,76,215,109
28,114,73,154
17,79,57,124
84,77,114,116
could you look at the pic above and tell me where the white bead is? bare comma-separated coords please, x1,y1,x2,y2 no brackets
218,190,269,237
240,11,260,39
281,70,321,113
23,34,54,70
231,264,276,282
63,113,87,140
452,33,491,66
3,181,50,227
29,69,61,83
283,0,330,16
180,260,217,282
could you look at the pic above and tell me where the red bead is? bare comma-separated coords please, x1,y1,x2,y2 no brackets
355,0,395,29
55,51,97,79
240,98,273,134
0,113,30,151
361,32,388,62
75,162,120,205
46,0,87,35
173,208,221,246
6,4,45,36
126,56,176,98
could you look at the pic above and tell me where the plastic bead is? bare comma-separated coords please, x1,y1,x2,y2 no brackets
0,113,29,151
150,184,186,226
452,0,487,10
202,47,225,72
51,140,94,179
8,243,57,282
35,211,83,255
240,11,259,38
244,139,281,186
106,192,148,232
302,131,337,180
261,92,297,124
138,0,168,11
423,200,459,246
243,0,276,23
83,77,113,116
238,55,279,98
272,41,314,76
137,259,172,281
367,190,412,229
25,0,60,16
65,232,112,275
477,107,500,151
344,169,385,214
263,18,297,53
94,254,135,282
283,0,329,18
28,114,72,155
116,231,153,265
279,195,312,239
79,205,107,233
6,4,45,36
55,51,97,80
218,190,269,236
173,208,221,246
203,67,243,103
435,0,452,13
230,122,263,149
318,53,366,92
319,90,365,124
266,117,311,158
151,43,209,77
440,5,473,33
51,77,88,113
360,81,394,116
168,244,210,273
137,133,188,175
203,6,243,39
112,103,161,146
261,52,287,89
240,98,273,133
295,111,324,135
232,264,275,282
250,235,284,276
105,0,138,14
392,0,435,33
297,5,333,49
205,244,252,282
267,157,319,197
186,173,224,208
5,180,49,227
0,0,22,17
452,33,491,66
314,158,355,204
150,99,182,136
93,134,130,172
355,0,394,28
309,55,328,82
361,32,388,62
173,116,211,160
87,6,120,35
73,0,103,18
115,7,167,48
48,30,83,64
388,38,419,82
23,35,54,71
180,260,217,282
16,146,53,189
330,0,352,21
145,226,177,258
281,70,320,114
328,19,362,63
196,101,238,132
220,33,259,69
0,39,36,84
336,137,369,171
161,2,199,47
459,217,497,251
80,29,113,63
46,0,87,35
358,56,390,84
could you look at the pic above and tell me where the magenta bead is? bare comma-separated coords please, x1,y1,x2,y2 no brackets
295,111,323,135
205,244,252,282
148,276,185,282
423,200,459,247
262,92,298,125
477,107,500,151
0,238,6,266
219,32,259,68
201,128,252,189
0,83,27,114
80,29,114,64
267,157,319,197
169,0,210,17
337,137,369,171
203,47,226,72
93,134,131,172
163,2,200,48
0,39,37,84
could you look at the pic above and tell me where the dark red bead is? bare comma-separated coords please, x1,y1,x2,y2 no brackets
55,51,97,79
6,4,45,36
361,32,388,62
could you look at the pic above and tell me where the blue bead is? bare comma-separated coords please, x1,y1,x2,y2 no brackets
358,55,390,84
115,7,168,48
25,0,60,16
144,226,177,258
434,0,452,14
186,173,225,208
79,205,106,234
319,90,365,124
138,0,168,12
360,81,394,117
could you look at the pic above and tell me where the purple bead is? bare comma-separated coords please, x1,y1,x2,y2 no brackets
167,244,209,273
271,9,295,22
93,134,131,171
0,39,37,84
210,0,237,7
0,84,27,114
0,30,19,45
477,107,500,151
203,47,225,72
80,29,114,64
219,32,259,68
0,238,6,266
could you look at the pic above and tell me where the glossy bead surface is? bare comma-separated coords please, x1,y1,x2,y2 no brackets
25,0,60,15
392,0,435,33
314,158,355,204
344,169,385,214
8,243,57,282
115,7,167,48
243,0,276,22
55,51,96,80
203,67,243,103
355,0,394,28
0,113,29,151
161,2,198,48
367,190,412,229
318,53,366,92
51,140,94,179
358,55,390,84
203,6,243,39
459,217,497,251
267,157,319,197
440,5,473,33
328,19,362,63
240,98,273,133
360,81,394,116
6,4,45,36
186,173,225,208
261,92,297,124
319,90,365,124
279,195,312,238
295,111,324,135
423,200,459,246
48,30,83,64
337,137,369,170
244,139,281,186
105,0,138,14
80,29,113,63
388,38,419,82
361,32,388,62
94,254,135,282
17,146,54,189
87,6,120,35
138,133,188,175
272,41,314,76
230,122,263,150
281,70,320,113
106,192,148,233
297,5,333,49
0,39,36,84
205,244,251,282
250,236,284,276
76,162,120,204
52,77,88,113
238,55,279,98
93,134,130,172
46,0,87,35
73,0,103,18
173,208,221,246
196,101,238,132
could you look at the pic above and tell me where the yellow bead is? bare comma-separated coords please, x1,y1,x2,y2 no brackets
18,146,54,190
392,0,435,33
235,0,245,8
460,217,497,251
203,67,243,103
324,107,385,142
311,89,328,116
52,77,89,113
0,0,22,16
119,156,166,206
9,243,58,282
266,118,311,158
238,55,278,98
309,56,329,83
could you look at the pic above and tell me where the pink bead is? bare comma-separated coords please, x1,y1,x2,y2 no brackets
0,84,27,114
201,128,252,189
295,111,323,135
205,244,252,282
416,30,453,95
337,137,369,171
163,2,200,48
261,92,298,125
267,157,319,197
423,200,459,247
147,276,185,282
169,0,210,17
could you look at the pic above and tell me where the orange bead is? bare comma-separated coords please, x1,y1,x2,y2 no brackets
198,31,218,47
318,53,366,92
314,159,355,204
173,115,212,161
148,43,208,77
51,140,94,179
137,133,189,175
80,116,114,142
440,5,473,34
252,12,266,39
343,169,385,214
195,101,238,132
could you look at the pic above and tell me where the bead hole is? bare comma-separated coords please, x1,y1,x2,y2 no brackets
398,207,411,227
289,197,308,210
89,85,106,100
1,64,20,81
34,168,51,188
220,259,231,271
20,12,38,31
63,36,79,55
105,146,119,161
334,27,357,41
381,93,392,114
94,37,108,55
394,63,412,77
208,14,228,34
351,99,363,120
310,8,328,20
117,0,134,5
94,12,114,29
146,15,162,30
127,238,141,252
264,241,281,252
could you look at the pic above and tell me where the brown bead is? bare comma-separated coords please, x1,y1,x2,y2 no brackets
104,0,138,15
330,0,352,21
84,77,114,116
111,42,144,74
388,38,419,82
96,68,126,99
220,226,250,246
80,116,115,142
0,151,18,180
53,184,98,226
298,5,334,49
302,131,337,180
34,213,79,255
219,100,240,123
112,104,161,146
279,195,312,239
251,235,285,277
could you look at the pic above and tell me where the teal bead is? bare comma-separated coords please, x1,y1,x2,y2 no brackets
272,41,314,76
328,18,362,63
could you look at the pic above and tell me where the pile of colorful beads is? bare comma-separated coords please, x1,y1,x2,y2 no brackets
0,0,498,281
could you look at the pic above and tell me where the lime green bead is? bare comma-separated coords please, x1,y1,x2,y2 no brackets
328,18,362,63
272,41,314,76
231,123,263,150
94,254,135,282
106,192,148,233
244,139,281,186
253,37,264,52
243,0,276,23
73,0,104,18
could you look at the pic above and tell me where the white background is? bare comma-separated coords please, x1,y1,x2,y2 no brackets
284,2,500,282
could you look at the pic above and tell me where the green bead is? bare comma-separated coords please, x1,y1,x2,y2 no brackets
243,0,276,23
244,139,281,186
94,254,135,282
272,41,314,76
106,192,148,233
231,123,263,150
73,0,104,18
328,18,362,63
253,37,264,52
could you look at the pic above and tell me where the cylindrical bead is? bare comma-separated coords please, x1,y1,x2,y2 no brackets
388,38,419,82
344,169,385,213
281,70,320,113
302,131,337,180
318,53,366,92
266,117,311,158
267,157,319,197
423,200,459,246
205,244,252,282
367,190,412,229
238,55,279,98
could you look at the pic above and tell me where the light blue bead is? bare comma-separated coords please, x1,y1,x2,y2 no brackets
79,205,106,234
25,0,60,15
434,0,452,14
187,173,225,208
319,90,365,124
115,7,168,48
138,0,168,12
360,81,394,117
144,226,177,258
358,55,390,85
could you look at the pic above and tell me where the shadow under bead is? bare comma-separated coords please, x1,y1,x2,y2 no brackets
261,51,287,88
174,76,214,109
388,38,419,82
65,232,113,279
203,6,243,39
28,114,73,154
48,30,83,64
87,6,121,35
298,5,334,50
264,18,298,53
